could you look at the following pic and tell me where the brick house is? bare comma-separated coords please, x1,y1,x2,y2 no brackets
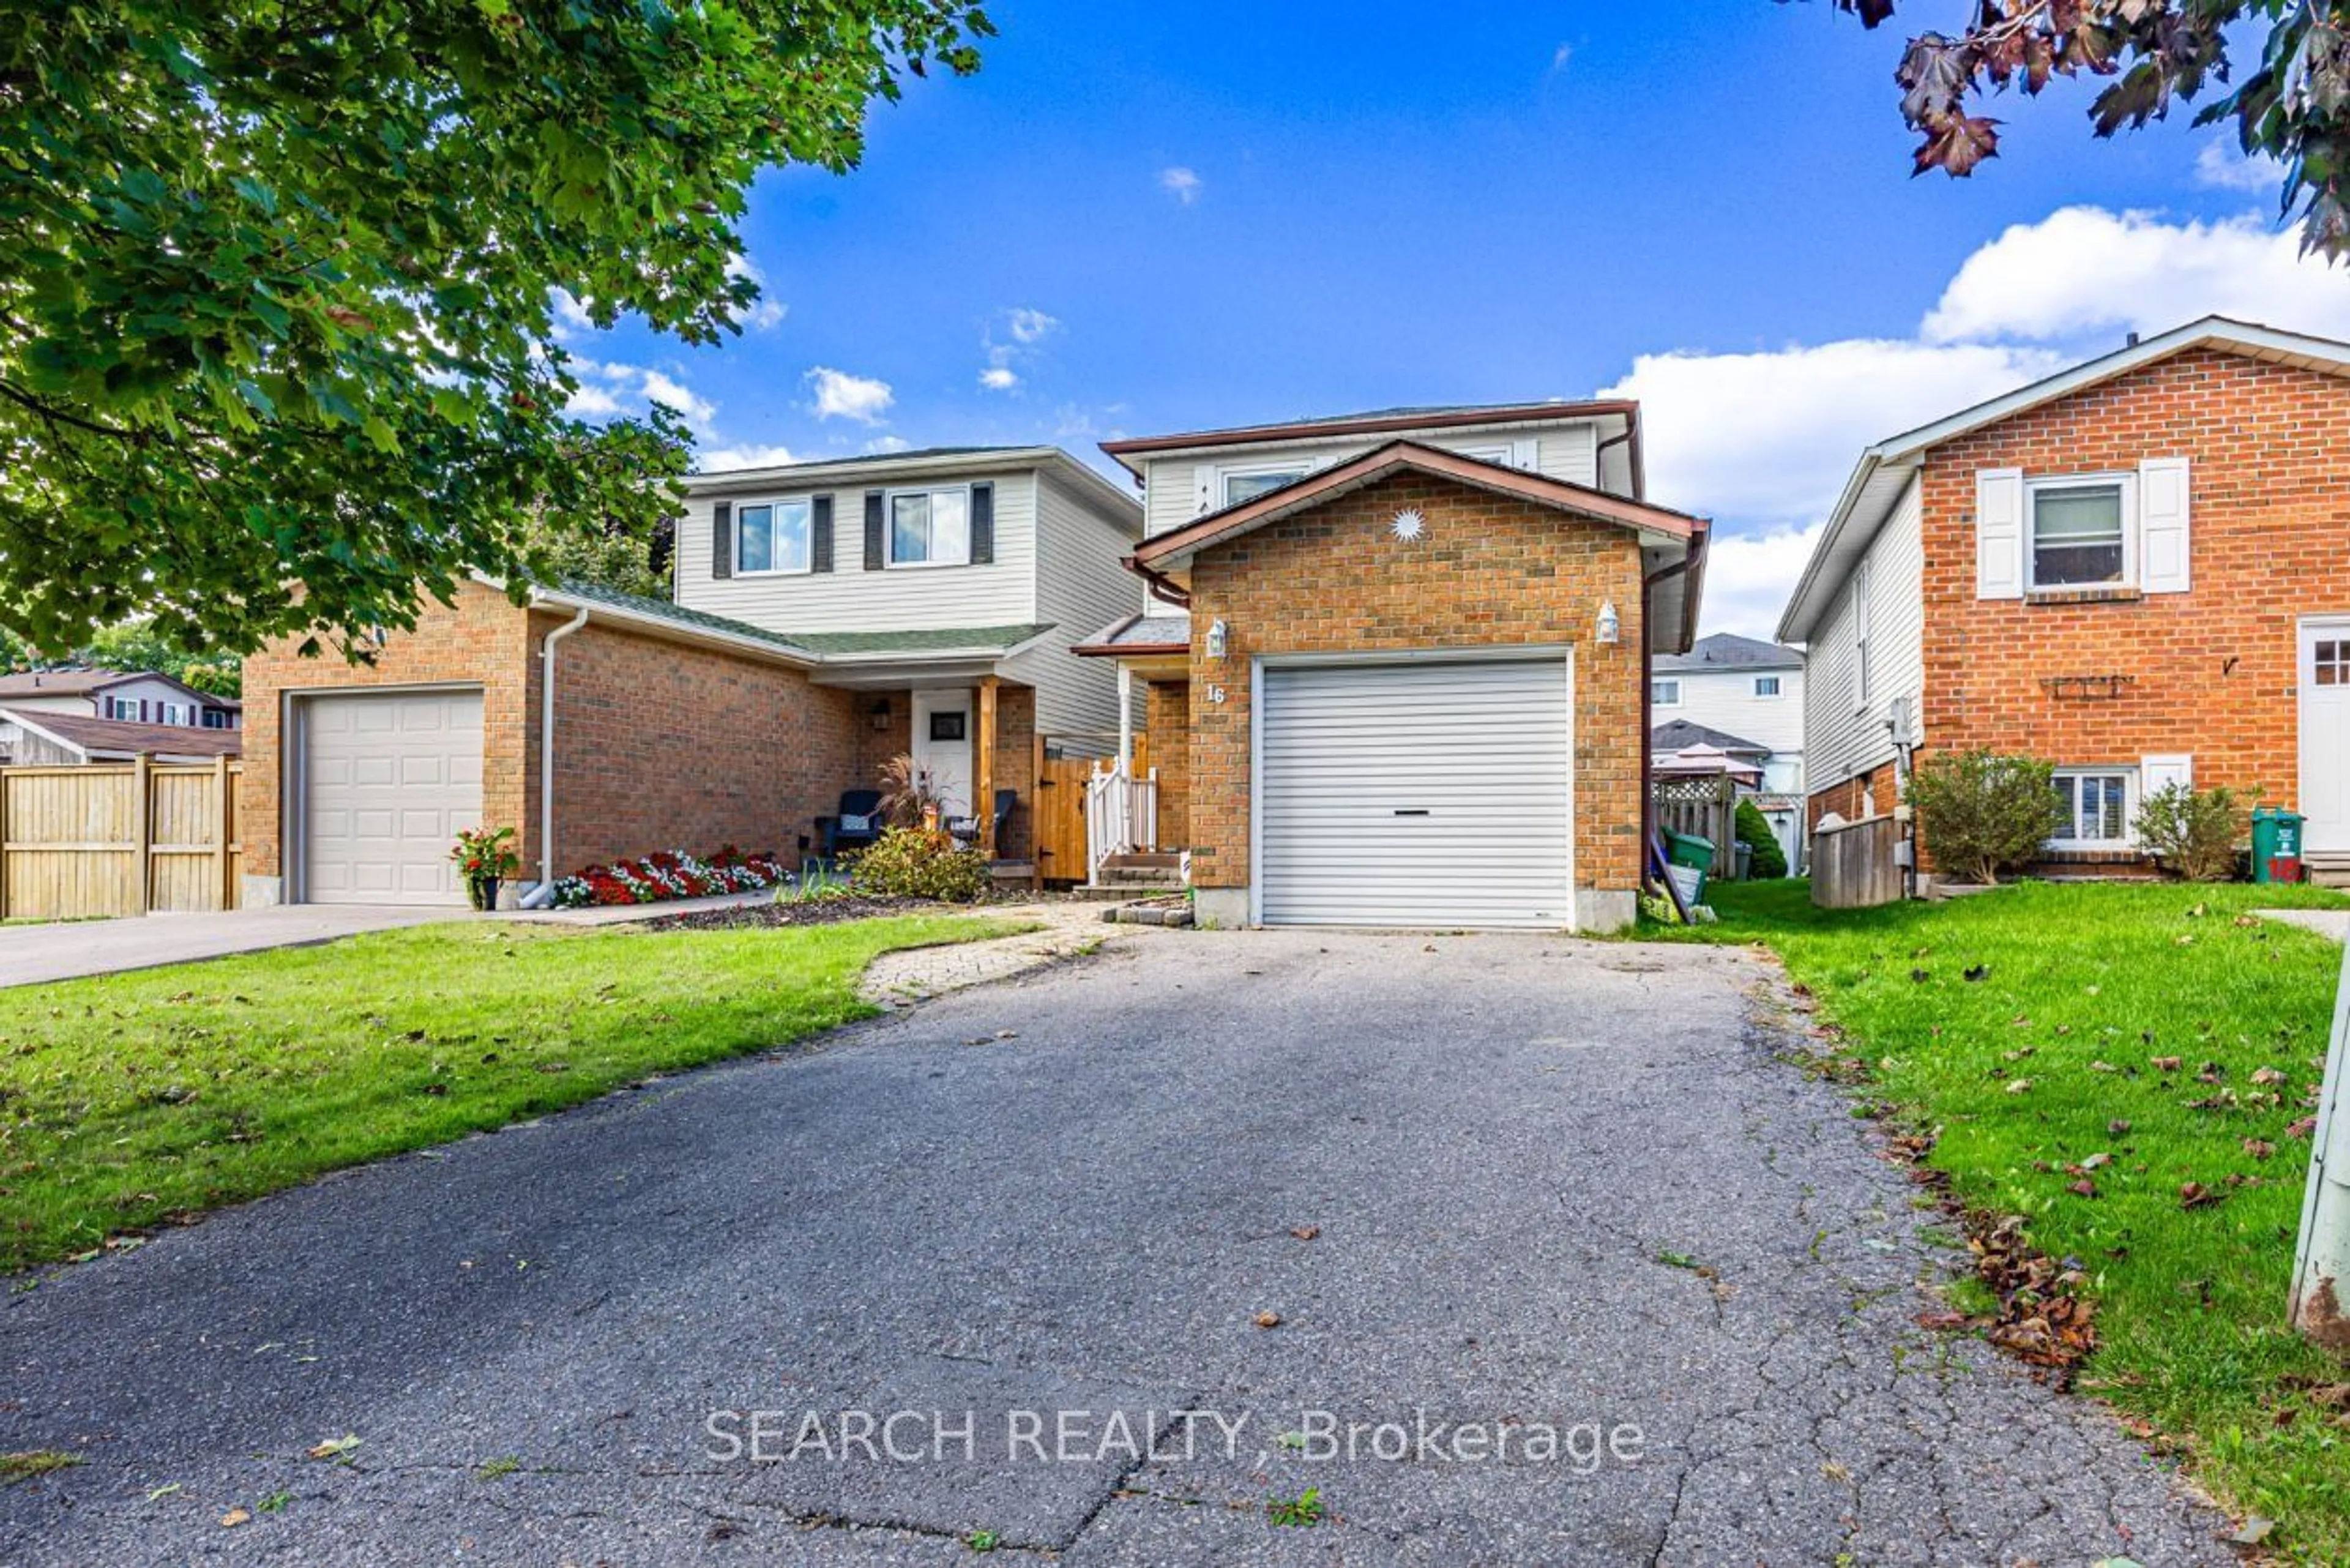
242,447,1140,907
1777,316,2350,880
1078,405,1709,933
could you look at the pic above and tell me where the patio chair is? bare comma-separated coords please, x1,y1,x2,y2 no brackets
816,789,887,858
947,790,1017,853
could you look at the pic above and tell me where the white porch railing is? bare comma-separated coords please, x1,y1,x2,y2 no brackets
1086,759,1160,883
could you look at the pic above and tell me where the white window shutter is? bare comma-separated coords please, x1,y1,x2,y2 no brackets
1975,468,2025,599
1509,436,1541,472
1192,465,1214,517
2139,456,2191,594
2142,753,2193,797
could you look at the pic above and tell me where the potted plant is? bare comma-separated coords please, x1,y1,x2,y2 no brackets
450,826,522,911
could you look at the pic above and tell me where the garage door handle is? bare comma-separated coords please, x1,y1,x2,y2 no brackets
1393,808,1431,816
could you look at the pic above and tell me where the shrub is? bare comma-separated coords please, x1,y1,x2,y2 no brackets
1734,798,1789,879
2134,783,2244,882
852,827,988,903
1906,749,2065,886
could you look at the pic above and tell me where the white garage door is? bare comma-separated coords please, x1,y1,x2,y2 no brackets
304,690,485,906
1258,655,1573,928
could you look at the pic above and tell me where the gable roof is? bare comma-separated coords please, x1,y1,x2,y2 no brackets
1655,632,1803,674
1651,718,1770,756
0,708,243,762
1130,440,1707,653
1777,316,2350,641
1072,611,1191,658
1099,398,1643,490
0,666,234,706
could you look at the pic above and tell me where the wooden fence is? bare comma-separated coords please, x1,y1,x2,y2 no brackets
1,758,243,920
1652,775,1739,878
1811,814,1903,909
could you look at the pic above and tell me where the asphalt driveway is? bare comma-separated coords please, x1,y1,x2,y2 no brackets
0,931,2228,1564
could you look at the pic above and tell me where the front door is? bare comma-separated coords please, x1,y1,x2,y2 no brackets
2300,621,2350,853
912,689,975,818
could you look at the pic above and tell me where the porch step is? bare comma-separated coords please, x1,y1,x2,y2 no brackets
1092,865,1185,892
1101,852,1183,872
2305,851,2350,889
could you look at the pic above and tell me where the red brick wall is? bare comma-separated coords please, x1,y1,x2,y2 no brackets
1806,762,1900,832
1146,679,1192,847
1917,347,2350,807
1183,472,1648,895
524,610,859,875
241,582,534,883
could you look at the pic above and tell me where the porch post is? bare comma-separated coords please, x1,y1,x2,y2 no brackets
976,676,999,859
1117,664,1135,769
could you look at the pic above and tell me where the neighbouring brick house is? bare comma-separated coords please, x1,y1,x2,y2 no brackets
1078,404,1708,933
1778,316,2350,881
242,446,1138,909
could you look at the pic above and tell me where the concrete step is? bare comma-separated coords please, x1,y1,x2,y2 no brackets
1100,852,1183,872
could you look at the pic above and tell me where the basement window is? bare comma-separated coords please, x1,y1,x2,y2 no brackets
2051,769,2134,849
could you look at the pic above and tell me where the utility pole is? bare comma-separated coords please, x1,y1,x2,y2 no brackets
2292,937,2350,1348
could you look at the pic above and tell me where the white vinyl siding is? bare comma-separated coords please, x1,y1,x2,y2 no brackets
1140,420,1610,539
1804,473,1925,802
1657,667,1807,756
1005,472,1145,736
676,472,1040,633
1256,655,1573,929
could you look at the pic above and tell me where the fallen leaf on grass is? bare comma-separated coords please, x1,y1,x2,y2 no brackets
2108,1119,2133,1137
2150,1056,2182,1072
2179,1183,2225,1211
2251,1066,2289,1087
2079,1152,2113,1171
2004,1079,2033,1095
2068,1179,2098,1198
2244,1139,2277,1161
1964,964,1990,983
2229,1517,2277,1547
2289,1116,2319,1139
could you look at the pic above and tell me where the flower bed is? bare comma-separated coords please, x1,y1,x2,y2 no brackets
551,847,790,909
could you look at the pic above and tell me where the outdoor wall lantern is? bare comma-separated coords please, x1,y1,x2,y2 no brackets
1595,600,1622,646
869,697,893,731
1206,617,1229,660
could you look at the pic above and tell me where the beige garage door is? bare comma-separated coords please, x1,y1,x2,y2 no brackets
304,690,485,906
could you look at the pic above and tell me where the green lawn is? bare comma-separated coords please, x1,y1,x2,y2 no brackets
0,915,1019,1275
1658,879,2350,1559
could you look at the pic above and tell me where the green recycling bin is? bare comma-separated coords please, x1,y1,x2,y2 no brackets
2252,807,2305,884
1664,829,1715,872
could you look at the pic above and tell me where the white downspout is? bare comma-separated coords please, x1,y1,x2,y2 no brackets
517,605,591,909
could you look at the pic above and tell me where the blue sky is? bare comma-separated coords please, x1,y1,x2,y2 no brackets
559,2,2338,637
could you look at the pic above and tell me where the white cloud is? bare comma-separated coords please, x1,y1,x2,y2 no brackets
550,289,597,338
1697,524,1826,641
725,253,788,332
1160,166,1203,205
865,435,912,455
1604,337,2066,528
562,382,625,419
2195,138,2284,195
640,370,717,428
1920,205,2350,344
561,357,717,430
979,366,1020,391
1551,42,1573,71
1006,307,1058,345
693,442,799,473
805,366,894,424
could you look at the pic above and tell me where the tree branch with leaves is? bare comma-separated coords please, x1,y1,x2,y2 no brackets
1804,0,2350,254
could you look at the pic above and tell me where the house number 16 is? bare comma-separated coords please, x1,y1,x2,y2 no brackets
1207,684,1228,704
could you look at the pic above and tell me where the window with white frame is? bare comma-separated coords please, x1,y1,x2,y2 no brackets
1851,561,1873,712
888,486,971,567
735,497,812,575
2051,769,2134,848
157,701,193,726
1220,462,1310,507
102,695,141,721
1651,678,1683,707
2027,476,2131,589
1754,674,1783,698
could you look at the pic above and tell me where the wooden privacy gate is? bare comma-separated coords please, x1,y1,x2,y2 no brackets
1811,815,1903,909
1032,735,1147,884
0,758,244,919
1651,775,1739,879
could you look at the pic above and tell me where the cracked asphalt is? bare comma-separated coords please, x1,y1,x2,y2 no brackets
0,931,2232,1564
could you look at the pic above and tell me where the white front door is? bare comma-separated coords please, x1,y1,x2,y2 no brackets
1256,654,1575,928
2302,622,2350,853
911,689,975,818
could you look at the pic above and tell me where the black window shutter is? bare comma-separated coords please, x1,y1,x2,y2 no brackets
969,482,994,565
712,501,733,580
863,490,886,570
811,495,835,573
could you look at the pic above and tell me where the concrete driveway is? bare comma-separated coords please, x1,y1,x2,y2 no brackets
0,932,2228,1564
0,904,471,988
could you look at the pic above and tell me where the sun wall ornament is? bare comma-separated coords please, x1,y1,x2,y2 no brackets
1389,507,1428,543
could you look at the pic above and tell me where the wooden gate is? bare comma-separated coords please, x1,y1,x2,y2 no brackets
1032,736,1146,885
1,757,244,919
1652,775,1739,878
1811,815,1903,909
